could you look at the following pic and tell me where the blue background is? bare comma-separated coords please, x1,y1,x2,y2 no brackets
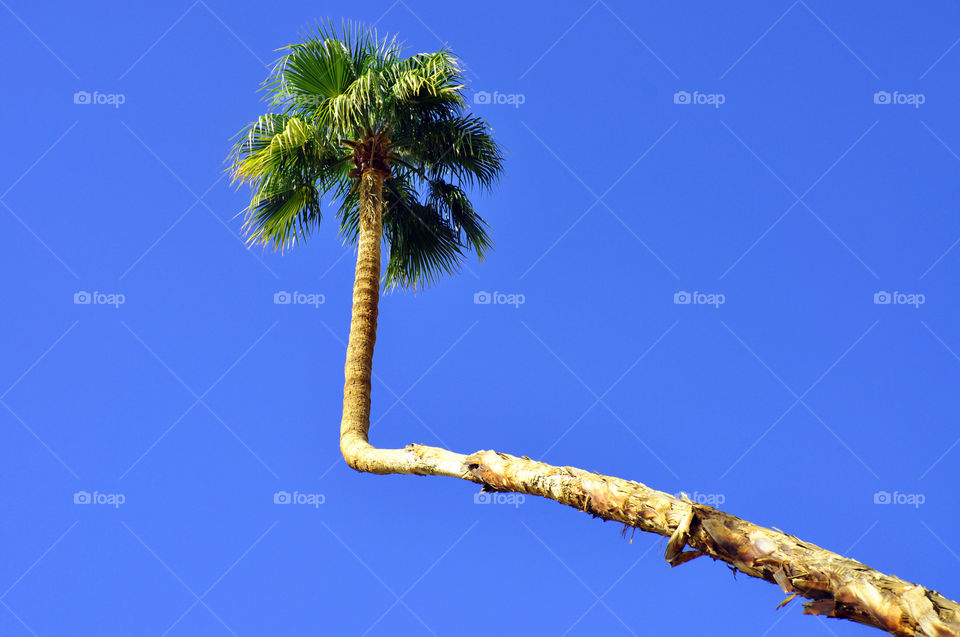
2,1,959,635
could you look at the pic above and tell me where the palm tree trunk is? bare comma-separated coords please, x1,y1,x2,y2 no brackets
337,174,960,637
339,169,384,474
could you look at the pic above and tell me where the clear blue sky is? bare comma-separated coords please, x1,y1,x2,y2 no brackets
2,1,959,635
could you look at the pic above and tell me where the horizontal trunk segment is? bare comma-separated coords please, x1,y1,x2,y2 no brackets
344,442,960,636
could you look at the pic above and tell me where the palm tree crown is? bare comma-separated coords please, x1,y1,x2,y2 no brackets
229,21,504,288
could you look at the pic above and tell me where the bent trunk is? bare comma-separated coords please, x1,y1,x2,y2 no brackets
336,171,960,635
338,168,469,477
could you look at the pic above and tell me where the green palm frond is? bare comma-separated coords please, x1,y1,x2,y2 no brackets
393,113,503,190
426,179,492,259
380,176,467,289
244,177,323,250
229,20,504,286
231,114,327,183
230,113,350,250
383,50,465,110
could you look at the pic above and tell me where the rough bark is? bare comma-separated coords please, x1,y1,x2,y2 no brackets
337,171,960,636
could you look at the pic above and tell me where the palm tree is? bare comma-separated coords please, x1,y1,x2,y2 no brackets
229,22,503,472
229,24,960,636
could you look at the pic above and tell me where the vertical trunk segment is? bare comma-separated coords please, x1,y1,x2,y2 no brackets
336,170,960,636
340,169,384,474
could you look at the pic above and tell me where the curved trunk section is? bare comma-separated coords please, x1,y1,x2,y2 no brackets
337,172,959,636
